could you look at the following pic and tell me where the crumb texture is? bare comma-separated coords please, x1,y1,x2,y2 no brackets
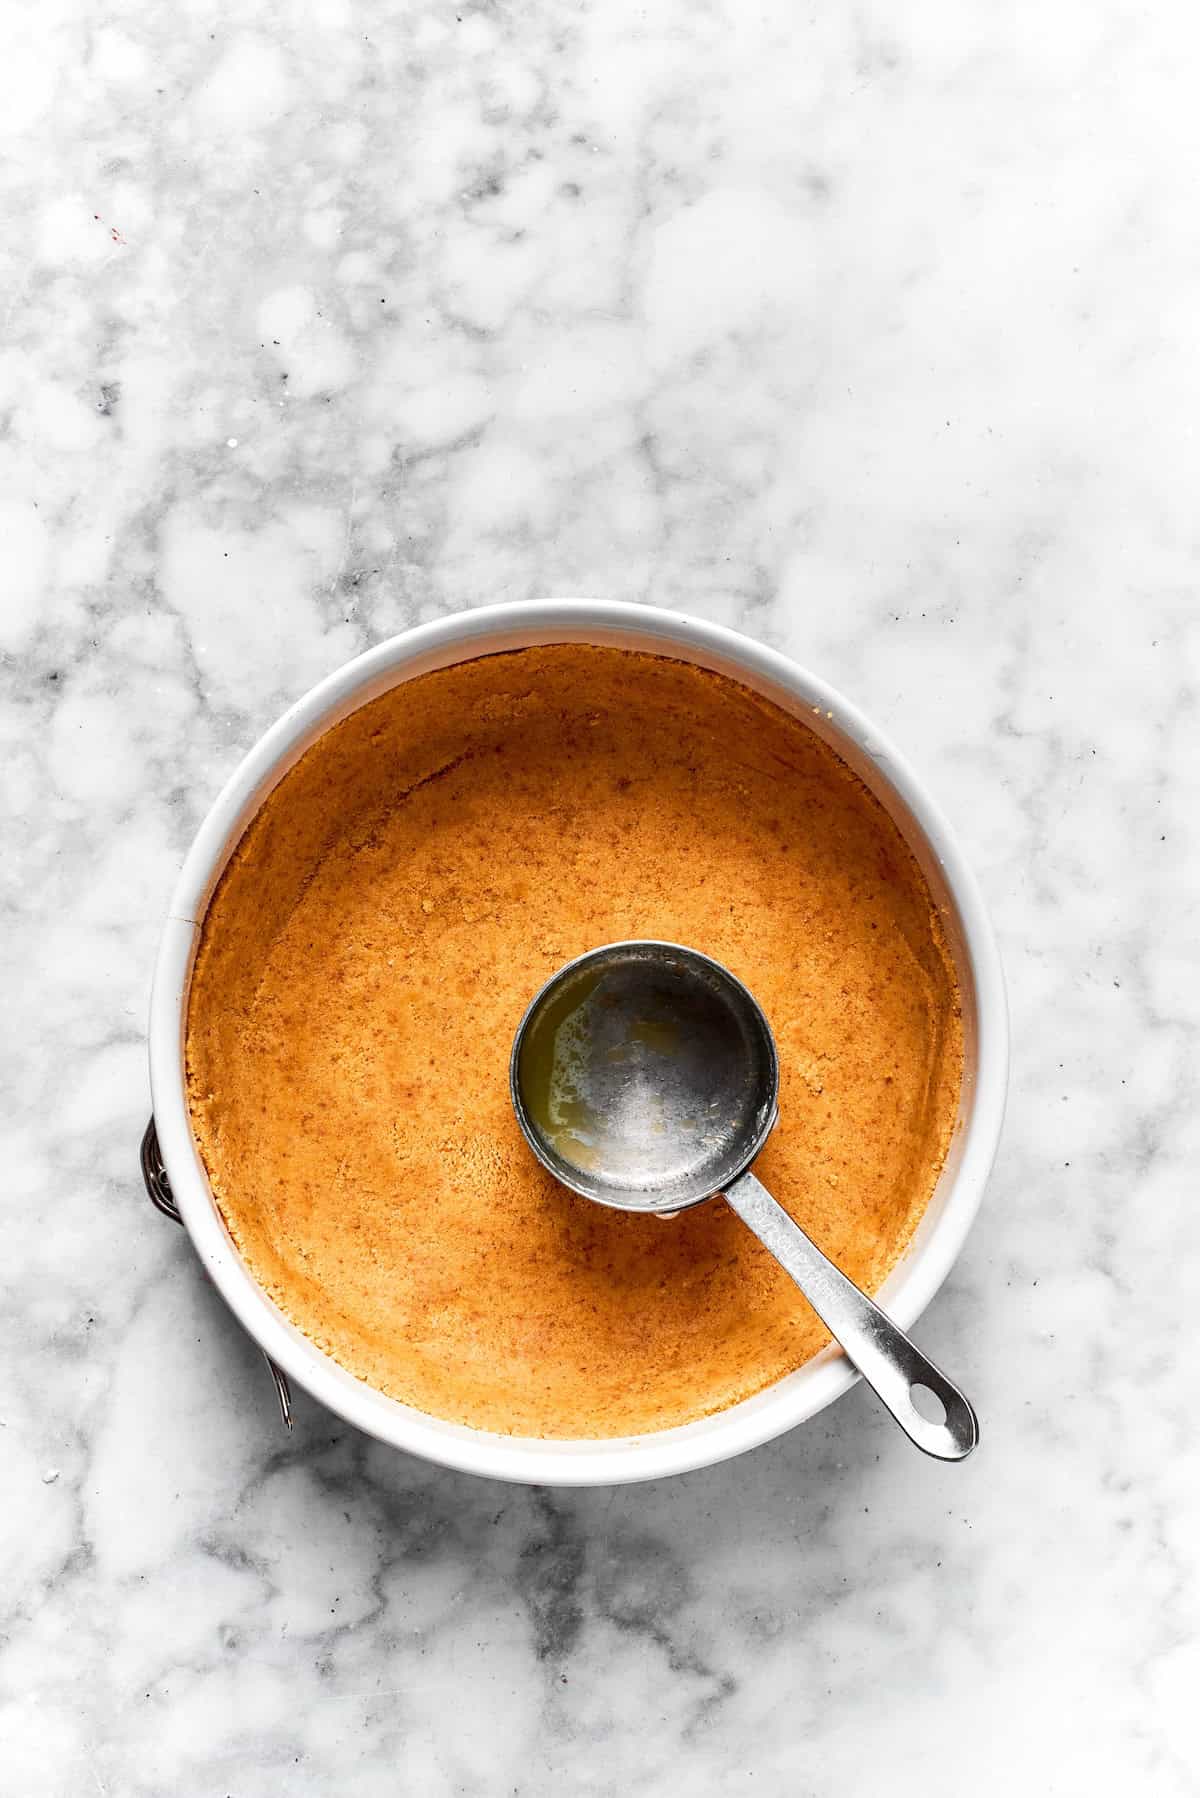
186,646,962,1437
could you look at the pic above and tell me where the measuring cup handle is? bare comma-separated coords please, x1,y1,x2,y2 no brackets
723,1171,978,1461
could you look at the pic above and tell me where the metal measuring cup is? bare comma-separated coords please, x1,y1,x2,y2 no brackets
510,942,977,1461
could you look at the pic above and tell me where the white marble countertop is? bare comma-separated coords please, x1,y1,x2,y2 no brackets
4,0,1198,1791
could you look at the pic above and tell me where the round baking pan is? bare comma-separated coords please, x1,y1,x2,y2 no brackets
147,600,1008,1484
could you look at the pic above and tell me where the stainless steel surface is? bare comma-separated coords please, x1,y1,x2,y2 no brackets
510,942,778,1215
510,943,978,1462
265,1355,294,1430
139,1119,294,1432
140,1115,182,1224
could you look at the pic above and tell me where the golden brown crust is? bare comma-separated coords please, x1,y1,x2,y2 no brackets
186,646,962,1437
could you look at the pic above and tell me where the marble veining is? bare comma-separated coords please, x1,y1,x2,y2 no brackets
2,0,1198,1790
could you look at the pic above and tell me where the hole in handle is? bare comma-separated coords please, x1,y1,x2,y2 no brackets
910,1382,948,1426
